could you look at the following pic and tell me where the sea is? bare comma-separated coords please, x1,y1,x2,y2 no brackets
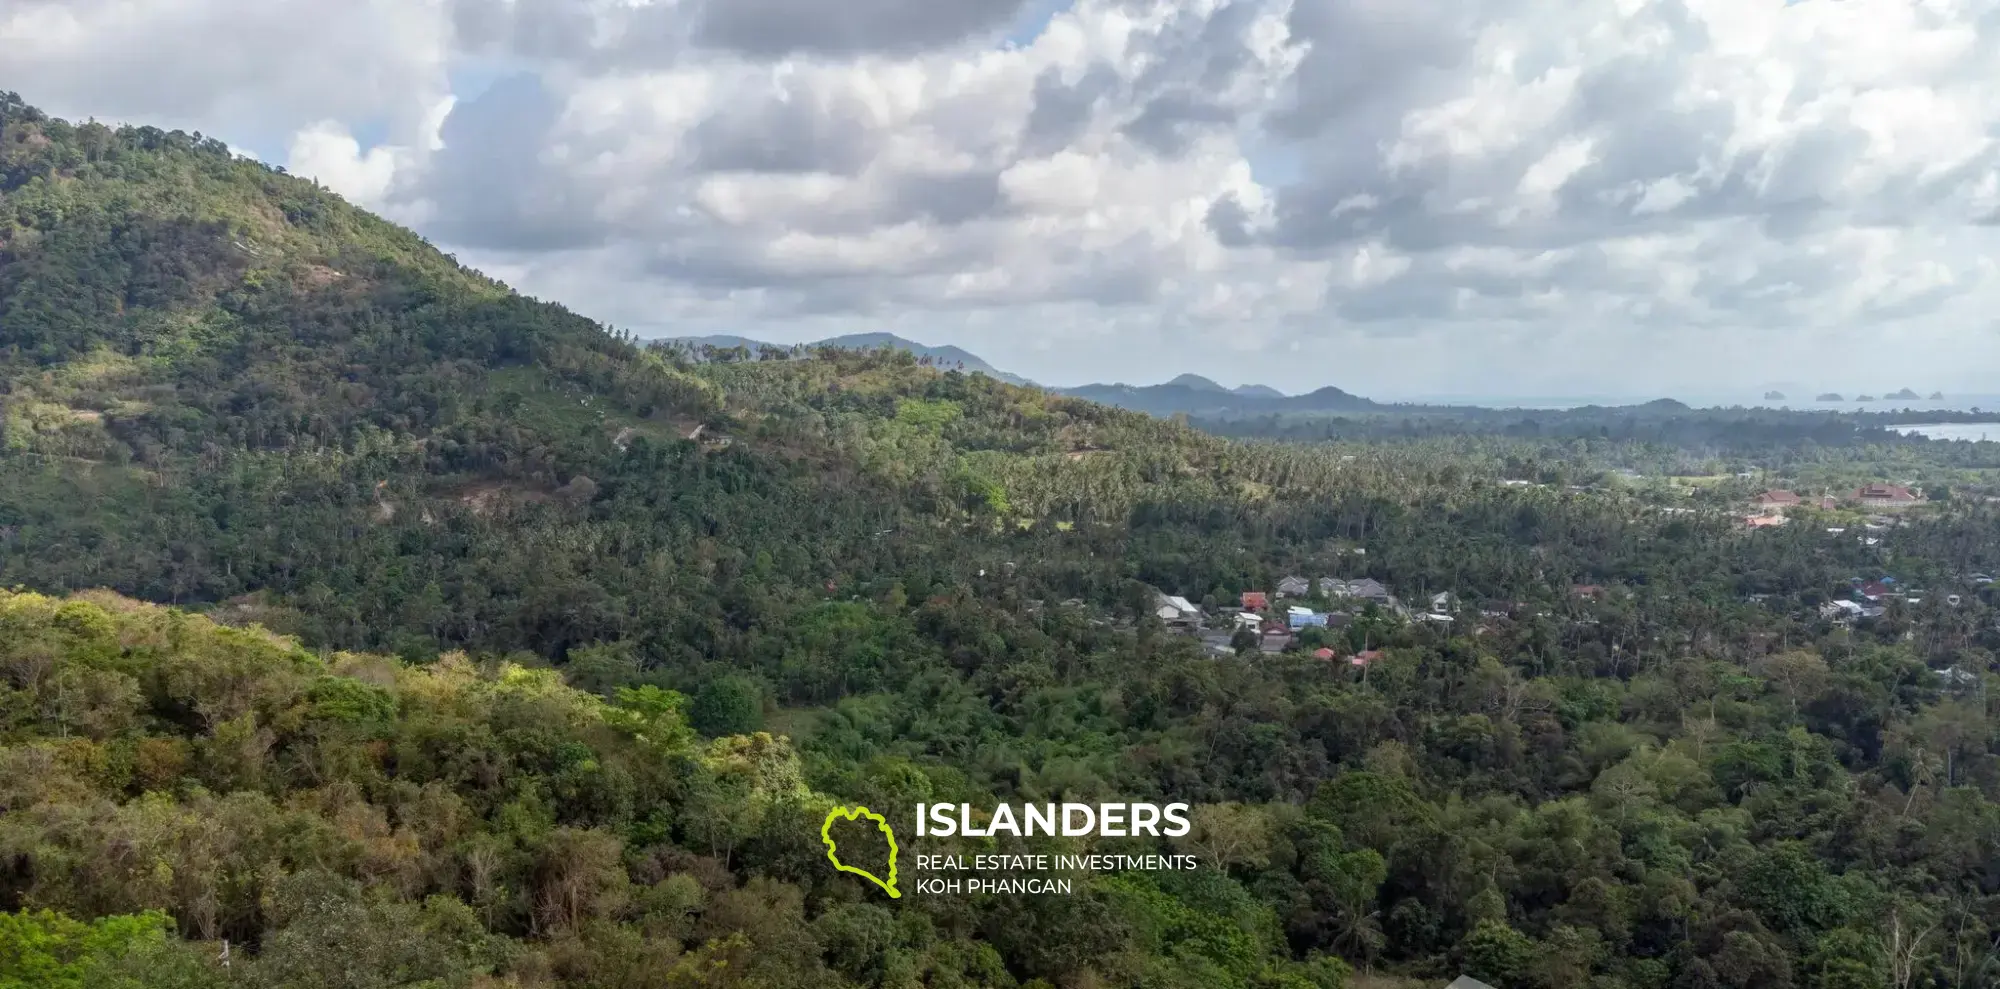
1892,423,2000,442
1395,393,2000,416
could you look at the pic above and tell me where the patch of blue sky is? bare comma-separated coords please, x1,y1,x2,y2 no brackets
348,117,392,151
448,58,525,105
1002,0,1073,48
1242,139,1304,189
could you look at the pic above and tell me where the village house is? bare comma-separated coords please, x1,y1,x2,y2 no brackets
1856,579,1894,602
1240,591,1269,611
1752,489,1801,514
1276,576,1312,598
1153,593,1201,625
1741,514,1787,529
1855,484,1924,509
1323,578,1391,605
1938,666,1980,687
1287,606,1329,629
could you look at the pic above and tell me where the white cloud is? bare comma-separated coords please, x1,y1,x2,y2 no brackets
288,122,402,206
6,0,2000,397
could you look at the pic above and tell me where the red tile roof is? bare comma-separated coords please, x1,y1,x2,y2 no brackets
1240,591,1269,610
1856,484,1918,502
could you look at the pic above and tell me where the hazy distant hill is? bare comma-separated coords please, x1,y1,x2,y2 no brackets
1234,383,1286,398
662,335,1379,414
669,333,772,352
1061,381,1380,417
1165,373,1229,392
665,332,1031,384
661,333,1743,422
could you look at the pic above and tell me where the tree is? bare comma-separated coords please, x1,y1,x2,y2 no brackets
691,674,765,737
1181,802,1274,870
0,910,218,989
1460,919,1536,988
1756,650,1829,717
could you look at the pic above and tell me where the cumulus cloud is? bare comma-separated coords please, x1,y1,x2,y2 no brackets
5,0,2000,397
694,0,1035,56
0,0,450,151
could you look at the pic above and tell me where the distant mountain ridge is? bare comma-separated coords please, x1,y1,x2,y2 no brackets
665,332,1030,385
661,332,1810,420
661,334,1366,414
1060,381,1379,417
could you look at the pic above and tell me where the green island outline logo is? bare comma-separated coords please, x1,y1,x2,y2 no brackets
821,805,901,898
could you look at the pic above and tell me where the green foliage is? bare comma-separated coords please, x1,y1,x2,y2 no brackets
1459,920,1537,987
0,910,214,989
691,675,764,737
893,397,962,431
305,676,396,732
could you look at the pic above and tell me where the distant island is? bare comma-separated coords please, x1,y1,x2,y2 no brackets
1816,393,1844,402
1929,391,1945,400
1764,391,1786,401
1855,395,1876,402
1886,388,1921,400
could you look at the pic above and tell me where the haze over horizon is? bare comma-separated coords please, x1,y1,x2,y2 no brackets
667,332,1985,406
12,0,2000,396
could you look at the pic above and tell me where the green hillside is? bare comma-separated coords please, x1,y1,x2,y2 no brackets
4,93,2000,989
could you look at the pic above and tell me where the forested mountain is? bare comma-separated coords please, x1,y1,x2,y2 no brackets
666,332,1030,385
4,92,2000,989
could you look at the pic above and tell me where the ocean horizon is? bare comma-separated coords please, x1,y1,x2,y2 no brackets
1386,393,2000,414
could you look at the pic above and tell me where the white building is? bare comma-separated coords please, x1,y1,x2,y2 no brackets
1153,594,1201,623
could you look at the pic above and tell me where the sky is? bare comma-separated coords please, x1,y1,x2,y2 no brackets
7,0,2000,400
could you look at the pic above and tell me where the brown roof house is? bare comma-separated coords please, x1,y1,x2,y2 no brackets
1856,484,1923,509
1754,489,1802,510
